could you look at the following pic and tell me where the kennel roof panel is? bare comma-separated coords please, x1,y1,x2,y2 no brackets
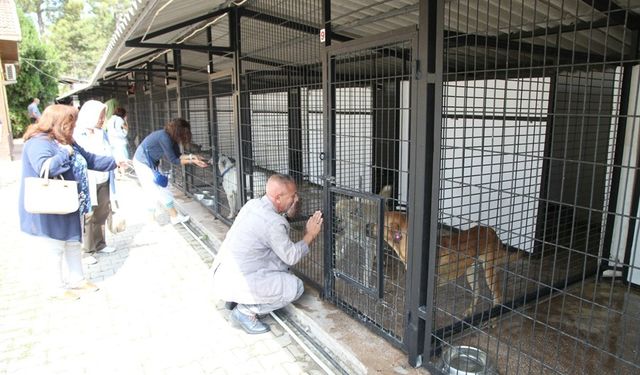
76,0,640,96
88,0,233,86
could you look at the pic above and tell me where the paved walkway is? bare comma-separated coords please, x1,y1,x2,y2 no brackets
0,147,326,375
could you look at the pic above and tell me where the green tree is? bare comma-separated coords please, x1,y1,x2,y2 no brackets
6,10,60,137
48,0,130,80
15,0,67,36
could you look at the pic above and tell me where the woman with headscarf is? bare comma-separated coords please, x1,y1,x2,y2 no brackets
73,100,117,264
19,104,117,300
133,118,208,225
105,107,129,178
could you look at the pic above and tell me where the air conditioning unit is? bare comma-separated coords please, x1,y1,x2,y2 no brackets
4,64,17,82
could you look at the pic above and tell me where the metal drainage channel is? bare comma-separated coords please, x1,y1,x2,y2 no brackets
176,220,349,375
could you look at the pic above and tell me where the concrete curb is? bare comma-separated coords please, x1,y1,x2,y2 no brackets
282,302,368,375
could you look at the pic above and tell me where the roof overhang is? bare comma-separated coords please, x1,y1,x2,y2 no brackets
0,0,21,62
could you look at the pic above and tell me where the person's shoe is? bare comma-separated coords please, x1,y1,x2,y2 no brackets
230,307,271,334
224,301,237,310
49,290,80,301
170,214,190,225
82,255,98,265
72,280,99,293
98,246,116,254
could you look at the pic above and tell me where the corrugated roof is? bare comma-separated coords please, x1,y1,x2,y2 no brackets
80,0,640,93
89,0,234,85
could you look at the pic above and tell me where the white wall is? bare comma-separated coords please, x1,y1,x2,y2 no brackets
440,78,550,251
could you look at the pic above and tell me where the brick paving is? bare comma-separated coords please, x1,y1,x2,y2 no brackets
0,149,327,375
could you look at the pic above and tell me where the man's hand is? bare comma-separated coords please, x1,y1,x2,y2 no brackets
304,210,323,242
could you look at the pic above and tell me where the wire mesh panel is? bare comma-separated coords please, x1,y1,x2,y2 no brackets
429,0,640,374
125,92,137,155
151,75,168,131
327,34,414,345
135,72,153,144
181,74,213,198
239,0,325,288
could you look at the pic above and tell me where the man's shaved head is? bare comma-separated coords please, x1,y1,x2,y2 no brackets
266,174,296,196
266,174,298,215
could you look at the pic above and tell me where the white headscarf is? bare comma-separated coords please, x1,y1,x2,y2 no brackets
74,100,111,206
75,100,107,131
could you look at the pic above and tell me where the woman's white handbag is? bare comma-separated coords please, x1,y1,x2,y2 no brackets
24,158,79,214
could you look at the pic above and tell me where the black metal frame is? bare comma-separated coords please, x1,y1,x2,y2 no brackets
408,0,442,367
323,24,418,347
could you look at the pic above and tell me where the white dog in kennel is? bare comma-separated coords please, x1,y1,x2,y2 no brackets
217,155,268,219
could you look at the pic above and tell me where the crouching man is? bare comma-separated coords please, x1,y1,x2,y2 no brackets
211,174,323,334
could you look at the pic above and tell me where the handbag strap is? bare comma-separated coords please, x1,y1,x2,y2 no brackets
39,158,52,179
39,157,66,181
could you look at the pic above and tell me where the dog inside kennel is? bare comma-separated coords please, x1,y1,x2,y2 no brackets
431,0,640,374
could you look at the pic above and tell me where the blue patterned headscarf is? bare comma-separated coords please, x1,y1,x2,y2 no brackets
71,144,92,215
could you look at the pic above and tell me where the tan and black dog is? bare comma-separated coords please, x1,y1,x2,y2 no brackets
377,211,521,315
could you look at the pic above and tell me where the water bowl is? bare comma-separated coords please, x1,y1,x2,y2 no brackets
439,346,498,375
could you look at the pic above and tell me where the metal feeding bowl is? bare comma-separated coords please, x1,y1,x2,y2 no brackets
201,198,215,207
194,193,205,200
439,346,498,375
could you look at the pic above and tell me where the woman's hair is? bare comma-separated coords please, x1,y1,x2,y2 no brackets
23,104,78,144
114,107,127,118
164,118,192,146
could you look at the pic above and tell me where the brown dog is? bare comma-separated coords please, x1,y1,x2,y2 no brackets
378,212,521,315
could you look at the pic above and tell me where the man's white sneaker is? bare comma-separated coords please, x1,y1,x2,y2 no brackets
82,255,98,265
98,246,116,254
170,214,189,225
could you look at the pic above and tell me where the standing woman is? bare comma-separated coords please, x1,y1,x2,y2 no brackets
105,107,129,178
19,104,117,300
133,118,207,225
73,100,117,262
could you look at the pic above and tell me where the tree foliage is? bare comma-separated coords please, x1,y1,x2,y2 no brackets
15,0,67,36
16,0,131,81
6,9,59,138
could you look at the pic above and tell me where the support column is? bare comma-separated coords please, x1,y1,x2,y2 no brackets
406,0,443,368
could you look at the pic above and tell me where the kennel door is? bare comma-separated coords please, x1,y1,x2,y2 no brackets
323,29,416,346
330,188,386,298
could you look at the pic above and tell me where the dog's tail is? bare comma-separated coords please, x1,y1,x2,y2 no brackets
379,185,392,199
